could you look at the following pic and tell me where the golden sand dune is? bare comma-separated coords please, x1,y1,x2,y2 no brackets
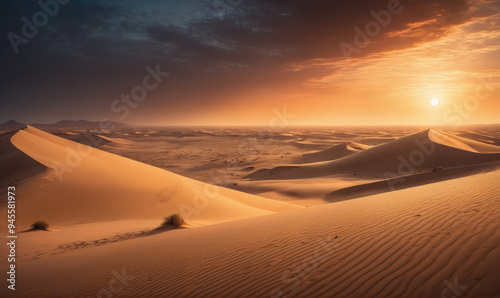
354,137,396,145
296,141,371,164
456,131,500,146
247,129,500,180
7,126,299,228
1,126,499,297
429,129,500,153
13,168,500,297
0,130,45,189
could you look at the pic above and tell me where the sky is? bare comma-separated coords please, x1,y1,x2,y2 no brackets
1,0,499,126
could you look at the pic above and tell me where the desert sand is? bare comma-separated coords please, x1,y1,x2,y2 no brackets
6,126,299,227
0,125,499,297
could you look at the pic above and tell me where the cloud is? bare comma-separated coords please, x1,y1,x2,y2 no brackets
0,0,497,124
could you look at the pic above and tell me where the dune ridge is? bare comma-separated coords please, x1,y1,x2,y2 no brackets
12,168,500,297
1,126,499,297
7,126,300,228
0,130,45,190
429,129,500,153
296,141,371,164
247,129,500,180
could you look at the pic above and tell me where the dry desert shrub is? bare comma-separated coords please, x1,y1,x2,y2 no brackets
31,220,49,231
160,214,184,228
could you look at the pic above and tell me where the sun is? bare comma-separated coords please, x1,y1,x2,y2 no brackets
431,98,439,106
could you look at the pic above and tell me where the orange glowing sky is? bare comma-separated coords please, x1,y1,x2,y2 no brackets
2,0,499,126
181,2,500,126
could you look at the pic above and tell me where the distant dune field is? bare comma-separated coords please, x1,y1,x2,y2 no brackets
0,125,499,297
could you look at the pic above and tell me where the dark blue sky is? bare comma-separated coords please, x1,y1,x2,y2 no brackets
1,0,498,125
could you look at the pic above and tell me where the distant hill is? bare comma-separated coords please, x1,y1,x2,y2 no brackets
34,120,131,129
0,120,27,131
1,120,130,131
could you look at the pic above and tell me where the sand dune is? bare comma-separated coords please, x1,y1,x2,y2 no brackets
0,130,45,190
456,131,500,145
296,141,371,164
2,126,499,297
430,130,500,153
5,126,299,229
288,140,335,150
325,162,500,202
247,129,500,180
97,135,137,146
355,137,395,145
52,131,111,147
11,168,500,297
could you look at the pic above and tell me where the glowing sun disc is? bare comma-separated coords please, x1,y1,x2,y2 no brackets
431,98,439,106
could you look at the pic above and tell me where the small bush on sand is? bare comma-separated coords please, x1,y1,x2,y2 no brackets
31,220,49,231
160,214,184,228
